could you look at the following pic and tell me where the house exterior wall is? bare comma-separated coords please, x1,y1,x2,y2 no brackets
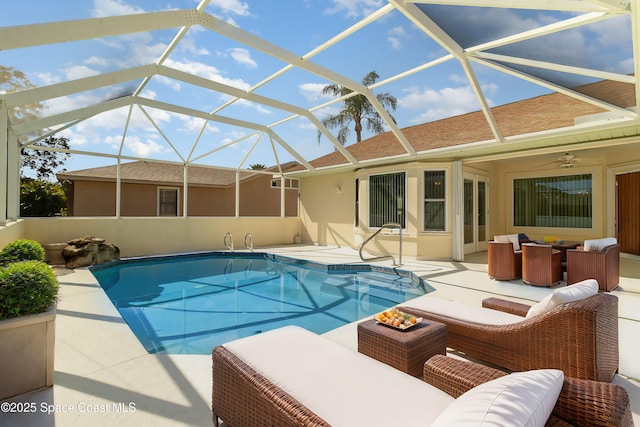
71,181,116,216
65,174,297,217
299,163,456,259
299,144,640,260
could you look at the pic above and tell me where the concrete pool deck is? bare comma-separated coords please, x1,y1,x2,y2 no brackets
2,244,639,426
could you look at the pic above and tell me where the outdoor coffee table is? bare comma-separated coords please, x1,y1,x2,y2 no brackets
357,317,446,377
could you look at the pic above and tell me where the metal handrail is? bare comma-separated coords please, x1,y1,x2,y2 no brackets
224,232,234,251
244,233,253,251
359,223,402,266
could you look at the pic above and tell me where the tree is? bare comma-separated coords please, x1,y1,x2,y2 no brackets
1,66,70,180
249,163,267,169
20,136,70,180
19,178,67,217
317,71,397,145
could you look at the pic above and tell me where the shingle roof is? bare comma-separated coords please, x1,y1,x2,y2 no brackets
57,161,299,186
307,79,636,169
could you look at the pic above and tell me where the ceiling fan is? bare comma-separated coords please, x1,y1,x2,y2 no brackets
556,153,581,169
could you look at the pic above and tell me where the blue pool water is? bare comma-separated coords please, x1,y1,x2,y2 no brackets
91,252,432,354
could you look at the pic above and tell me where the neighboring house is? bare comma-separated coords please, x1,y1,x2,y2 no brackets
57,161,299,218
294,79,640,259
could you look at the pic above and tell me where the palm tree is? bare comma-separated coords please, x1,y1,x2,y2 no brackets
317,71,397,145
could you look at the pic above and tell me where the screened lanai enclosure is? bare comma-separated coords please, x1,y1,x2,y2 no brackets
1,1,639,230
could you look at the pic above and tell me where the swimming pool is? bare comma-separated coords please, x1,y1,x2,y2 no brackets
91,252,433,354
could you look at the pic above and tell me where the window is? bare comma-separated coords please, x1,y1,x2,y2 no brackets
424,170,446,231
270,178,299,189
513,174,592,228
369,172,405,228
158,188,179,216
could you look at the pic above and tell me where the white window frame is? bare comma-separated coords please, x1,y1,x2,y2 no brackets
368,171,406,229
509,169,598,231
423,168,448,232
157,187,180,217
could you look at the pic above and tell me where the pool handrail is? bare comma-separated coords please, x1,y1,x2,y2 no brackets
244,233,254,251
224,232,234,251
359,223,402,266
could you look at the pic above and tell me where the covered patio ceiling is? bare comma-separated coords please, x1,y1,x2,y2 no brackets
1,0,639,176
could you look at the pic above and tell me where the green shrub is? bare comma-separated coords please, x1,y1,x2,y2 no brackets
0,239,45,265
0,260,58,320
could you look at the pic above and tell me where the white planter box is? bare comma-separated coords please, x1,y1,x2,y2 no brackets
0,304,56,400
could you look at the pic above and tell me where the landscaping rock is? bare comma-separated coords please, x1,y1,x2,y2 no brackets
62,236,120,268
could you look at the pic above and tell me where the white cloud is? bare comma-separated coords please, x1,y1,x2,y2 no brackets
178,116,220,134
208,0,251,17
228,48,257,68
91,0,146,17
164,58,250,90
325,0,384,18
399,85,484,123
35,72,60,86
387,26,407,50
298,83,334,102
64,66,100,80
123,136,167,157
85,56,109,67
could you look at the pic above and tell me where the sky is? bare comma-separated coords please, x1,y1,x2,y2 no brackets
0,0,634,177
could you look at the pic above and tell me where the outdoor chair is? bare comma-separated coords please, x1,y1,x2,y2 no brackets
211,325,632,427
487,240,522,280
567,238,620,292
400,279,618,382
522,242,563,286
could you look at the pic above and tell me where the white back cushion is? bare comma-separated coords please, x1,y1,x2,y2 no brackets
584,237,617,252
526,279,599,318
431,369,564,427
494,234,520,251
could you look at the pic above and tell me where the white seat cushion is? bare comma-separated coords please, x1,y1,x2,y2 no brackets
223,325,454,426
404,296,524,325
526,279,599,318
431,369,564,427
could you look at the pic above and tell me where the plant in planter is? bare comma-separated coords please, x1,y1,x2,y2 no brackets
0,260,58,320
0,239,58,399
0,238,45,265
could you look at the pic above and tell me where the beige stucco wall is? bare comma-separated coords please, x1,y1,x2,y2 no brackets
0,220,26,250
298,144,640,260
299,162,457,259
9,217,300,257
299,170,355,248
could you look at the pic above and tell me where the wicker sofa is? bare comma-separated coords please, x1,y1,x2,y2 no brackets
211,325,632,427
400,280,618,382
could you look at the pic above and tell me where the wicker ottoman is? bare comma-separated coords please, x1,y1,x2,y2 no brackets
357,318,446,377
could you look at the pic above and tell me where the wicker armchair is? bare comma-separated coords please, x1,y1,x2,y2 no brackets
522,243,563,286
401,293,619,382
423,355,633,427
488,241,522,280
567,244,620,291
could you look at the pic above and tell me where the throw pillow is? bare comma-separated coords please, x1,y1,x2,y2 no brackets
431,369,564,427
583,237,617,252
526,279,598,318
